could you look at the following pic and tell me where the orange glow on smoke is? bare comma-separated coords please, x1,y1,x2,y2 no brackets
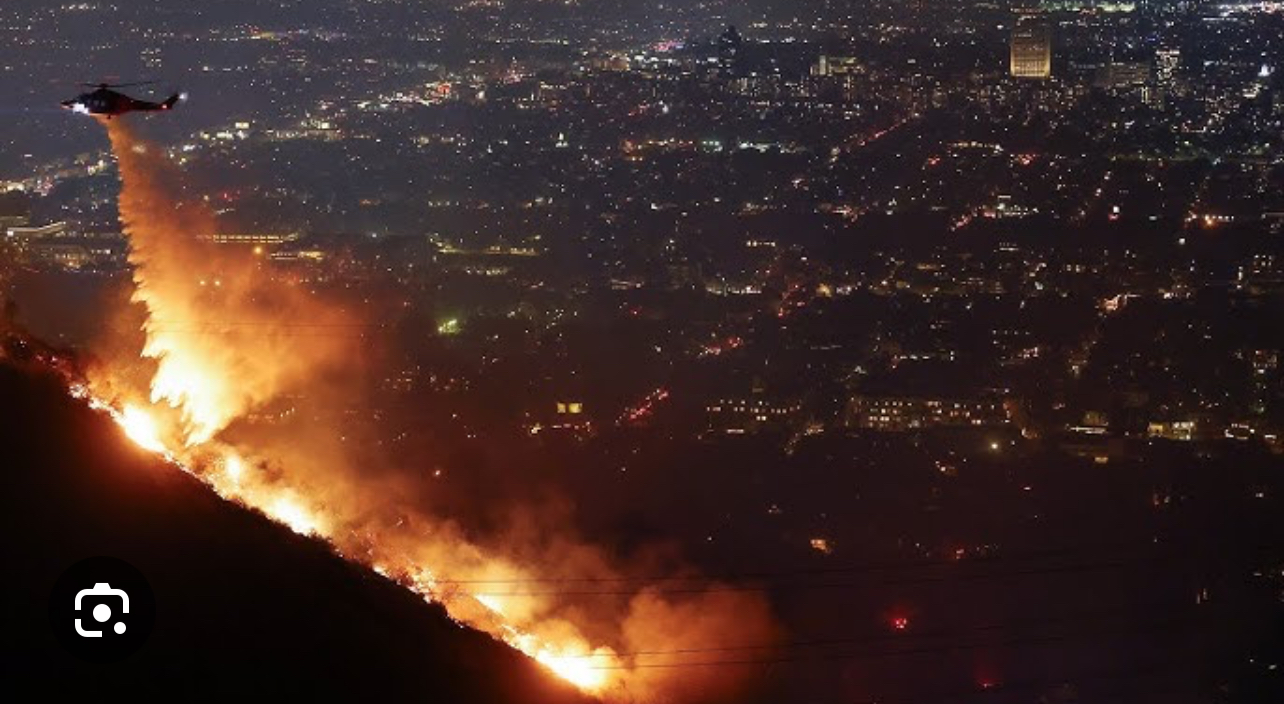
86,117,777,701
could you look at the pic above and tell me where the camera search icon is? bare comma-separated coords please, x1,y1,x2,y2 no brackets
51,557,155,662
74,582,130,637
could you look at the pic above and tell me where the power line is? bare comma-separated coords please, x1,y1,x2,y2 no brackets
584,617,1195,670
431,542,1251,587
465,551,1269,597
539,604,1209,660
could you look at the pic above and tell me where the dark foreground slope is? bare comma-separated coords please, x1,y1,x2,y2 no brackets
0,361,593,703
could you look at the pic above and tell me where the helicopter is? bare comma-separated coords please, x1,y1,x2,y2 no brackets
62,82,182,118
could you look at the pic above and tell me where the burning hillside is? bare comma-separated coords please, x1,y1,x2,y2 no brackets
0,358,594,702
67,119,778,703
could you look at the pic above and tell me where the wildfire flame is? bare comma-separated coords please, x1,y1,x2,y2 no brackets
222,454,244,483
82,118,777,702
266,494,324,536
103,398,623,692
531,642,614,691
119,404,166,454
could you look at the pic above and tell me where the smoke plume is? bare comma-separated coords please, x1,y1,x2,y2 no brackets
89,118,779,702
103,120,356,445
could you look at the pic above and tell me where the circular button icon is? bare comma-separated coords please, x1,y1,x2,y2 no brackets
49,556,155,663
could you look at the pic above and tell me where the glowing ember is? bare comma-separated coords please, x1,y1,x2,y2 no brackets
119,405,166,453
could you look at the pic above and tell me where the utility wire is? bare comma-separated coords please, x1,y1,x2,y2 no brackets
430,542,1270,586
586,617,1196,670
466,550,1276,597
540,603,1218,660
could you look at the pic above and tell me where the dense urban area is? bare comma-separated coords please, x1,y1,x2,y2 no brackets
3,1,1284,702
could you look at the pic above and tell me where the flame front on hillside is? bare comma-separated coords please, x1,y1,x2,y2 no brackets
119,404,166,453
84,118,778,703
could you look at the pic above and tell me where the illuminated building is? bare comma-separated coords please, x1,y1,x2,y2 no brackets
1040,0,1135,8
1096,62,1150,89
6,221,67,240
269,249,326,263
706,386,803,435
986,194,1037,219
1237,254,1284,294
25,238,125,271
1155,48,1180,89
846,396,1009,432
7,222,73,264
437,242,540,278
812,55,862,77
528,400,592,437
1010,15,1052,79
717,25,743,76
201,232,301,245
34,243,95,269
1147,420,1198,442
588,53,630,72
556,401,584,415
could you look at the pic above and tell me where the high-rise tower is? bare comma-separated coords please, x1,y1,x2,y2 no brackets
1010,15,1052,79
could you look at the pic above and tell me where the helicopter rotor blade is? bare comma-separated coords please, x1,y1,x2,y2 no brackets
79,81,157,89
